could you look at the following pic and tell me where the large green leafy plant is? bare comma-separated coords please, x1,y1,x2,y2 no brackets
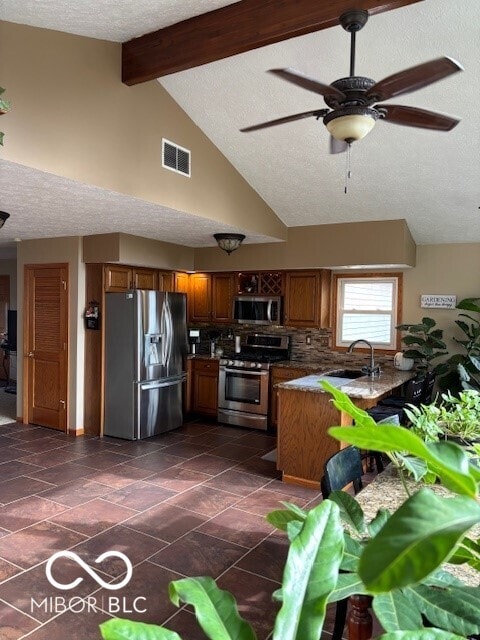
100,382,480,640
440,298,480,394
396,317,448,376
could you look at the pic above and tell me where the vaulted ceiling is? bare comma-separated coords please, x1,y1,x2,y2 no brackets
1,0,479,253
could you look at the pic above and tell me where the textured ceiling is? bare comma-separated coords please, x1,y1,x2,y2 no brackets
0,160,278,251
1,0,479,256
1,0,239,42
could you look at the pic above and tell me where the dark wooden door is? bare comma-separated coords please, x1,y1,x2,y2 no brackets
24,265,68,431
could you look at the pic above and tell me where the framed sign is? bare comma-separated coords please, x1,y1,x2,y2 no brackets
420,294,457,309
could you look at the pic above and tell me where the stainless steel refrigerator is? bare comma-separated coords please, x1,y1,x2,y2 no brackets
104,290,187,440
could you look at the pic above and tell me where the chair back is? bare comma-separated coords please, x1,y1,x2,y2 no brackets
321,446,364,499
421,371,436,404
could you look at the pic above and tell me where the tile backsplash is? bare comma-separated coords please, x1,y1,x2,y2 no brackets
188,323,395,367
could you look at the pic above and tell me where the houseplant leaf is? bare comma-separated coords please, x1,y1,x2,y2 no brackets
328,573,369,602
372,589,423,631
327,424,478,497
378,630,465,640
358,489,480,592
405,584,480,636
327,490,366,534
367,508,391,537
100,619,182,640
340,532,363,571
272,500,344,640
168,577,257,640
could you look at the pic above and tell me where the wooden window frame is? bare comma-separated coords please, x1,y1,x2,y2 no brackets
332,272,403,353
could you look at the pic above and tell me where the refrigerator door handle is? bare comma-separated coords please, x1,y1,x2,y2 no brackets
140,375,186,391
164,297,173,367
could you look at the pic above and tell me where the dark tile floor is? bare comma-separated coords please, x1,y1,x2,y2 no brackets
0,418,342,640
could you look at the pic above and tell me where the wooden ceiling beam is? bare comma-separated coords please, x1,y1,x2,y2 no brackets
122,0,424,85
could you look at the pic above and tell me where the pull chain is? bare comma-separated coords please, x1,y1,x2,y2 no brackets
344,143,352,194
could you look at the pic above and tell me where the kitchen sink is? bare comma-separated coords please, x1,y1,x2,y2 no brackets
326,369,365,379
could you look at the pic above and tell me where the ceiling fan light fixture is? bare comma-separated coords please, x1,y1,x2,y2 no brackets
0,211,10,228
324,108,379,143
214,233,245,255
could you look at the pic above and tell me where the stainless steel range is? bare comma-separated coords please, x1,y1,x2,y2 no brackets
217,334,290,430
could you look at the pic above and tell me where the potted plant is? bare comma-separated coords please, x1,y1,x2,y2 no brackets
99,382,480,640
396,316,449,378
440,297,480,394
0,86,11,146
404,389,480,450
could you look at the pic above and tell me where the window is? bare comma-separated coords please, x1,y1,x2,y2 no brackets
335,274,401,350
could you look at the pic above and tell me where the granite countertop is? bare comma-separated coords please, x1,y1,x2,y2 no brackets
276,369,414,400
356,465,479,586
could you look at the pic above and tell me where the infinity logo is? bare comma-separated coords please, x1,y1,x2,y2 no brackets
45,550,133,591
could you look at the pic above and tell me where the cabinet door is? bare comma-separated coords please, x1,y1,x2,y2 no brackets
158,271,175,292
104,265,132,292
192,361,219,416
190,273,212,322
284,271,320,327
132,268,158,290
270,367,308,428
174,272,189,294
211,273,234,322
318,269,332,329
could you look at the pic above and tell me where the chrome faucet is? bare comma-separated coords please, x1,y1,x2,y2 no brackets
347,339,381,378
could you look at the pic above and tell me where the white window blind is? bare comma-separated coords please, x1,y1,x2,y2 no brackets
336,277,399,349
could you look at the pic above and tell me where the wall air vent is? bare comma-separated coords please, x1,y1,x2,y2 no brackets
162,138,191,177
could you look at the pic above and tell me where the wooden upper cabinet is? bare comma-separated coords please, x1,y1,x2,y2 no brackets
174,272,189,294
190,273,212,322
132,267,158,290
104,265,132,292
284,270,331,328
158,271,175,292
211,273,234,322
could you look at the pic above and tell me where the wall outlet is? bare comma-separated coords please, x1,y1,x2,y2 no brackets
306,334,312,345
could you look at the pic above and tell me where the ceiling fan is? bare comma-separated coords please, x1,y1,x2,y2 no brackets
240,9,463,153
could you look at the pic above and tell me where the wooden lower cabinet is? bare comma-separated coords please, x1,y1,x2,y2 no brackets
270,366,309,429
191,358,219,416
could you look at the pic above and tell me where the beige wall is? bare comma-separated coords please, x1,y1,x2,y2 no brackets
17,237,84,431
402,243,480,356
194,220,416,271
0,21,286,241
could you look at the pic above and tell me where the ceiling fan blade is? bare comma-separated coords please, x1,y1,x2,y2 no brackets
377,104,460,131
269,68,346,99
366,57,463,102
240,109,328,132
329,136,348,154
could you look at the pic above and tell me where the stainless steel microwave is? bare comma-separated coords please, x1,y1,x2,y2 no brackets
233,296,282,325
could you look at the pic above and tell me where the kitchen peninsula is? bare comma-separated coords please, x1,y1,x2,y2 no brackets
276,369,414,488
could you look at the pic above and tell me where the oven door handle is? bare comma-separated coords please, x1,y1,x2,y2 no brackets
222,368,269,376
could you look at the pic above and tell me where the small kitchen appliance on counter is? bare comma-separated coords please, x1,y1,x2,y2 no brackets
188,328,200,355
218,333,290,430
